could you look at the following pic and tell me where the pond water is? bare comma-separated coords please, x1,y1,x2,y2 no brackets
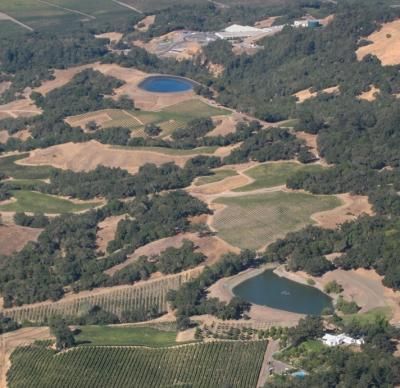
138,76,194,93
233,270,332,315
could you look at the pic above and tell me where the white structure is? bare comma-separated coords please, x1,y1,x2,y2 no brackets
216,24,284,40
322,333,364,347
293,20,309,28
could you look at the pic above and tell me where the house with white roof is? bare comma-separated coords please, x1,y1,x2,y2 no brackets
322,333,364,347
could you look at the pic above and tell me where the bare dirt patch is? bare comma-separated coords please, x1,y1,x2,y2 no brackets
18,140,192,174
0,327,52,388
0,81,11,96
207,115,238,137
96,215,127,253
207,62,224,77
0,98,42,118
275,266,400,321
105,232,238,275
0,131,9,144
311,193,373,229
294,85,340,103
95,32,123,43
33,65,91,95
293,88,316,103
135,15,156,32
357,85,381,101
255,16,280,28
65,111,112,130
0,224,42,256
356,19,400,65
176,328,196,342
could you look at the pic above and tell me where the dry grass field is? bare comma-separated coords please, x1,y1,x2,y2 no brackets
18,140,195,173
293,85,339,103
311,193,373,228
356,19,400,65
0,224,42,256
213,191,341,250
96,214,128,253
357,85,381,101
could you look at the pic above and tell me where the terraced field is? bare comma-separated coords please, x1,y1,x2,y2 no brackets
7,340,266,388
2,269,201,323
213,191,341,250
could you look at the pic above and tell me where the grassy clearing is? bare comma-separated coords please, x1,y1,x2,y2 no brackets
8,341,266,388
164,99,231,118
0,191,99,213
214,191,341,249
75,325,177,347
0,154,54,180
341,306,392,326
195,169,238,186
235,162,325,191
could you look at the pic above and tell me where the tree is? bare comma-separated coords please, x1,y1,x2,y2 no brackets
50,317,75,351
144,124,162,137
289,315,324,346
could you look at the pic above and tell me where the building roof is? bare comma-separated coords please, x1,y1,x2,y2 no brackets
224,24,263,33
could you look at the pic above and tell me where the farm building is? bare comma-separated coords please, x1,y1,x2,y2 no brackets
293,19,321,28
322,333,364,347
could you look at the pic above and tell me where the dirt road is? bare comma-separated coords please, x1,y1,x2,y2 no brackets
257,339,280,387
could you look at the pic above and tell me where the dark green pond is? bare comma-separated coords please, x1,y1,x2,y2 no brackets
233,270,332,315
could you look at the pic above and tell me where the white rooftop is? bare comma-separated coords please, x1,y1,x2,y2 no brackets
224,24,263,33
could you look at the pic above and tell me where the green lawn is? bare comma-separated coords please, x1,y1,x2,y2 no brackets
213,191,341,249
195,169,238,186
75,325,177,347
163,99,231,118
341,306,392,326
0,191,99,213
0,154,54,180
235,162,325,192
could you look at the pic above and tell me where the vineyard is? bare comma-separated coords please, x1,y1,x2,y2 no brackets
7,340,267,388
2,269,201,323
213,192,341,249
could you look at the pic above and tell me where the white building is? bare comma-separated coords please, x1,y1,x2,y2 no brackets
322,333,364,347
216,24,284,40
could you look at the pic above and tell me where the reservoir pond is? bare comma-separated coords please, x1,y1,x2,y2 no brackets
139,76,194,93
233,270,332,315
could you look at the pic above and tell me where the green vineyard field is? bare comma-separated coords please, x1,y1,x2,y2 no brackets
2,269,201,324
8,340,267,388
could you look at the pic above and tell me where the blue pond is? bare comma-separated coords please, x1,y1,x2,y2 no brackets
233,270,332,315
139,76,194,93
